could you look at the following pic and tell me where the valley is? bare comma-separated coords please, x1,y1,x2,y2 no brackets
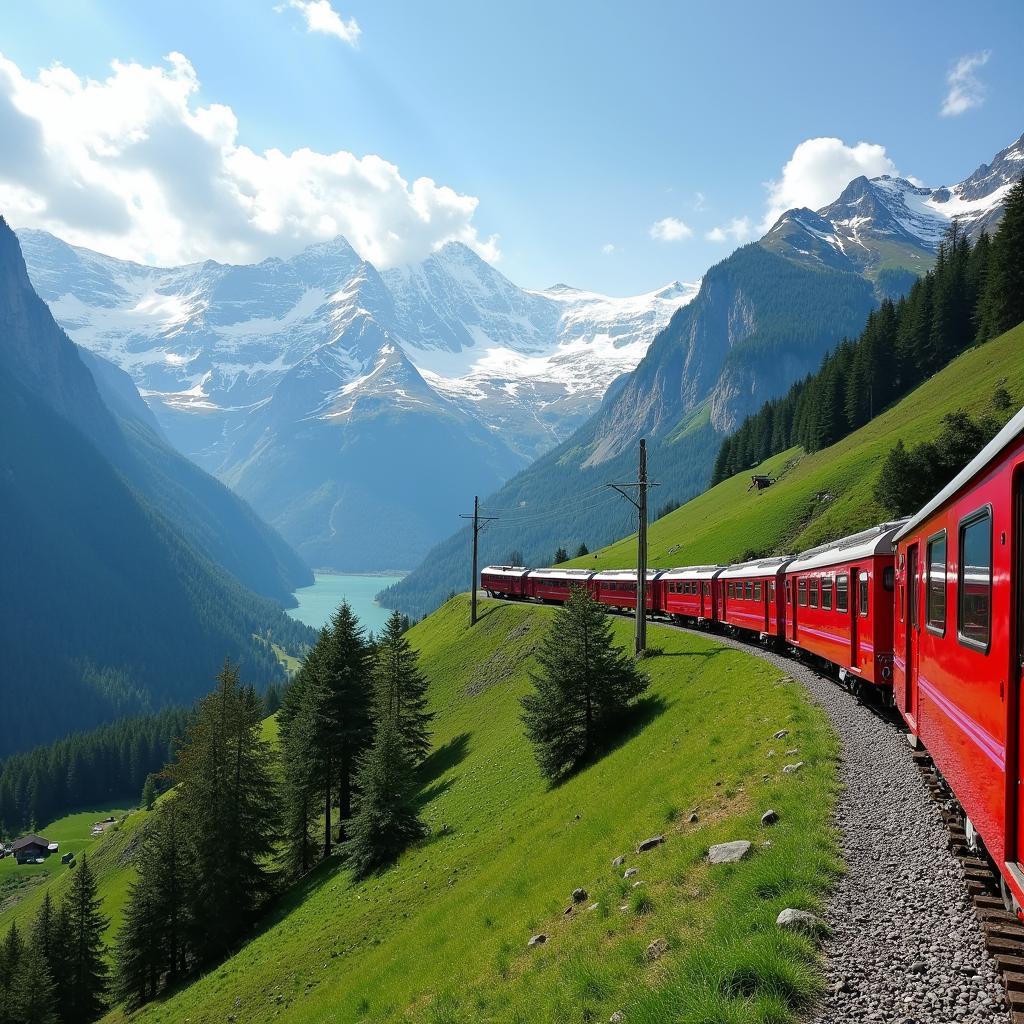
287,572,407,633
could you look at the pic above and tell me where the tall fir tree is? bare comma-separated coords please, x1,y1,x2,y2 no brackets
977,176,1024,341
0,923,24,1024
10,944,58,1024
61,855,108,1023
29,893,69,1020
522,586,650,780
342,714,427,879
170,662,279,965
373,611,433,766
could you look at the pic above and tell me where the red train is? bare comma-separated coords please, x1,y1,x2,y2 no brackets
480,406,1024,912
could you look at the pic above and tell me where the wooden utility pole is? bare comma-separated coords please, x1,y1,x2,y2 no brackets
608,439,657,657
460,496,498,626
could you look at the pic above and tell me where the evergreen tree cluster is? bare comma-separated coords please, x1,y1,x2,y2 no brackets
522,587,650,781
278,606,432,880
0,708,191,840
0,859,108,1024
712,179,1024,484
113,662,278,1008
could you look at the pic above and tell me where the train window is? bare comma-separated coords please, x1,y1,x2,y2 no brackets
836,574,849,613
754,582,762,601
883,566,895,591
768,581,775,601
703,582,711,596
958,508,992,651
926,531,947,635
822,576,833,610
809,579,819,608
859,576,869,617
745,581,753,600
786,578,792,604
798,579,807,606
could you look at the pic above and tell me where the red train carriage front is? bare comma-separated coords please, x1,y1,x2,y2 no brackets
892,407,1024,913
480,565,531,599
717,556,793,640
784,521,905,690
591,570,663,614
660,565,726,623
527,568,595,604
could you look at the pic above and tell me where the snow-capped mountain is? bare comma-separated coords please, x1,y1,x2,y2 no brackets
17,229,694,569
762,131,1023,279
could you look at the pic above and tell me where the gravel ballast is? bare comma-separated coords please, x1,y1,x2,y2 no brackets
677,628,1009,1024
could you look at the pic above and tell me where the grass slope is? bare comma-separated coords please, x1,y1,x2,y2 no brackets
0,805,136,933
108,597,838,1024
572,322,1024,572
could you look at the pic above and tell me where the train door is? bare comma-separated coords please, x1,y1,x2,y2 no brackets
788,576,797,643
906,544,920,722
850,567,860,670
1014,472,1024,869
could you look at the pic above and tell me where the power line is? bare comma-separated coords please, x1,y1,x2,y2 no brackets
460,496,498,627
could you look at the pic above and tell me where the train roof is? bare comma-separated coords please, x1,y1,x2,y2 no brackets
659,564,728,580
591,569,662,582
528,568,596,580
717,555,794,580
481,565,530,577
786,520,908,573
894,405,1024,542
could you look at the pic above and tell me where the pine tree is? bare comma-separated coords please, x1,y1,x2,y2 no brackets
29,893,68,1020
521,587,650,780
0,923,24,1024
278,672,321,876
553,547,569,564
10,944,58,1024
61,855,108,1023
373,611,433,766
170,662,279,966
977,176,1024,340
342,715,427,879
575,543,589,558
141,774,158,811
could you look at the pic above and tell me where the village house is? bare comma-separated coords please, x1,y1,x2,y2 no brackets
13,834,57,864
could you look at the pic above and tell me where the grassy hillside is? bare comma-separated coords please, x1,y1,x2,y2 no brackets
102,596,839,1024
571,322,1024,572
0,805,136,932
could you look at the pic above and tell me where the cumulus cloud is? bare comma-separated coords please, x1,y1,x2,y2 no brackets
283,0,361,45
0,51,497,268
941,51,991,117
706,216,753,243
760,137,899,230
649,216,692,242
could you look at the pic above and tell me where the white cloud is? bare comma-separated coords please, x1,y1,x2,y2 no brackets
649,216,692,242
692,191,707,212
941,51,991,117
284,0,361,45
760,137,899,231
0,51,498,268
705,216,753,243
600,242,616,255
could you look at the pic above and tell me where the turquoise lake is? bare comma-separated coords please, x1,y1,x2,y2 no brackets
287,573,405,634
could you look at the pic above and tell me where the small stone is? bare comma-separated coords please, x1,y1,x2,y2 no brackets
631,880,644,888
708,840,751,864
832,978,851,995
775,908,825,934
761,809,780,826
624,867,639,878
688,812,699,823
610,1013,624,1024
766,749,776,757
910,960,926,974
773,729,789,739
612,855,626,867
782,761,805,774
646,937,668,961
785,748,799,756
571,887,588,903
527,933,547,947
587,902,599,911
563,905,574,916
636,834,665,853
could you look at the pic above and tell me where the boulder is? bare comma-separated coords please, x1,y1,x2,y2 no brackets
761,809,779,826
707,840,751,864
785,748,799,756
776,908,826,935
646,937,668,961
688,812,699,823
612,854,626,867
610,1013,624,1023
571,887,588,903
773,729,789,739
623,867,639,879
636,835,664,853
528,933,547,947
782,761,805,774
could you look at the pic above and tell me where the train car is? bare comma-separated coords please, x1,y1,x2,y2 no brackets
784,521,905,690
480,565,532,599
717,556,793,640
591,569,663,613
891,407,1024,912
660,565,727,623
527,568,595,603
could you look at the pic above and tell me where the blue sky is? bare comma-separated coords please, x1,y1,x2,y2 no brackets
1,0,1022,294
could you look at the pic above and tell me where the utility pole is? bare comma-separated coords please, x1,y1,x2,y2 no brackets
460,496,498,627
608,439,657,657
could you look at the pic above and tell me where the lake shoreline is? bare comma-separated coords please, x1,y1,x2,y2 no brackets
287,571,407,633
